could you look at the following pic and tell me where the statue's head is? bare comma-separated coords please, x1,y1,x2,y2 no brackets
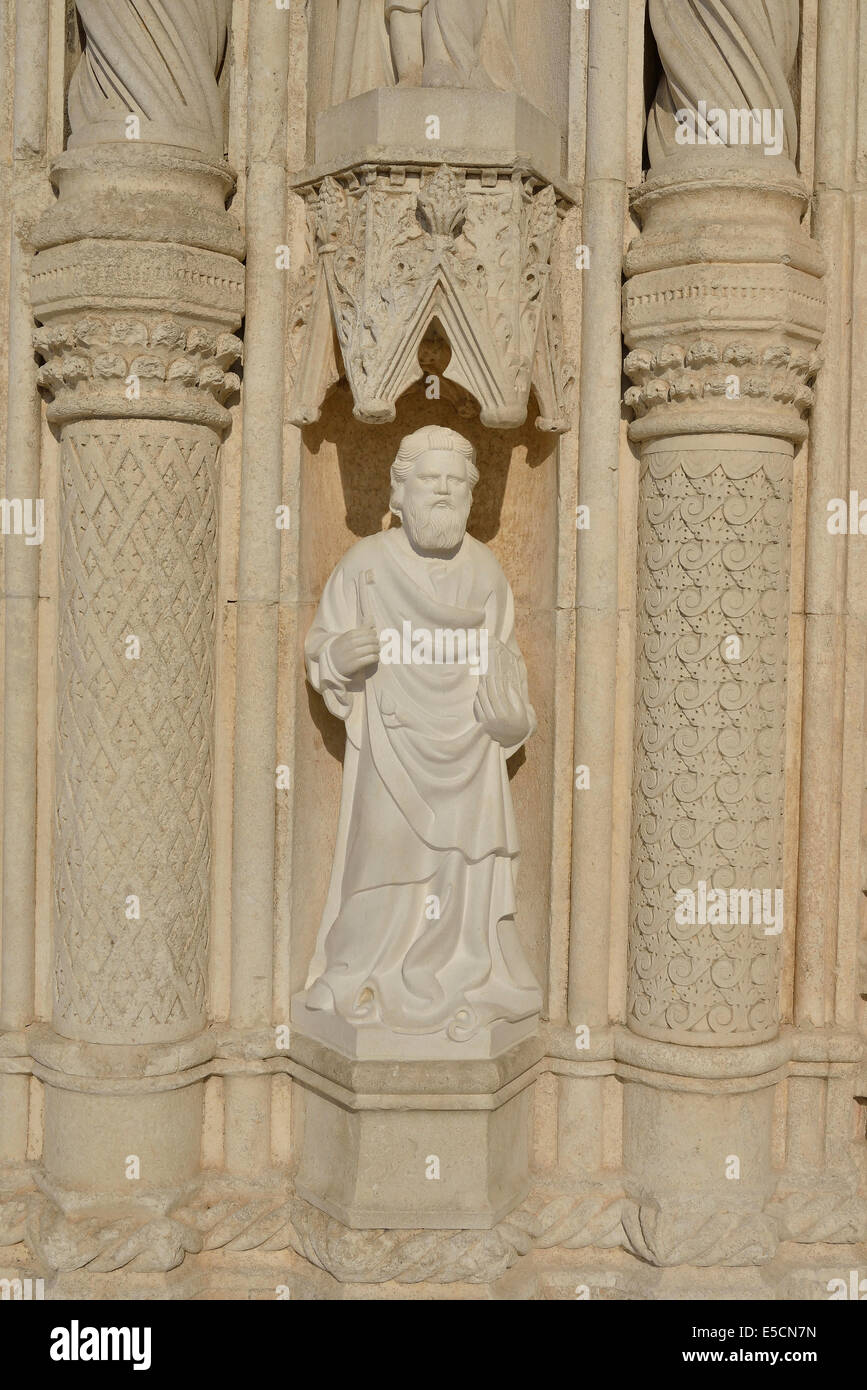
389,426,478,553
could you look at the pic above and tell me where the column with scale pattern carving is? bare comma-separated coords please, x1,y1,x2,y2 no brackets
620,0,826,1265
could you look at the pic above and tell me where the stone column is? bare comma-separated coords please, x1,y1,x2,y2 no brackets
621,0,825,1264
224,0,291,1183
27,1,243,1246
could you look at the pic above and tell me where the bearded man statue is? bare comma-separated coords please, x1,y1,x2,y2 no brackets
299,426,541,1044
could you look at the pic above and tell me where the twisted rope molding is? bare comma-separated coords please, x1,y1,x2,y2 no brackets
3,1175,863,1282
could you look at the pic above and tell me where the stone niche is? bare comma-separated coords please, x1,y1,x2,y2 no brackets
282,0,576,1232
288,0,572,1011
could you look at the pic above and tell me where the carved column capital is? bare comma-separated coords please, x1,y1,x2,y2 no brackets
623,162,825,446
629,1,824,446
31,145,243,429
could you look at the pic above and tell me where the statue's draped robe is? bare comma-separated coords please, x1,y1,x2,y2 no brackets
305,527,541,1038
646,0,799,166
330,0,521,105
68,0,231,155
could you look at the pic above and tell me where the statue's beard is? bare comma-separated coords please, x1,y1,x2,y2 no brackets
401,496,470,553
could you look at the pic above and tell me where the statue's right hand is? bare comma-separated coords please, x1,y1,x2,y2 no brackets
330,626,380,680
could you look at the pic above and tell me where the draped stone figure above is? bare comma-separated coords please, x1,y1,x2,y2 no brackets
300,427,542,1045
68,0,231,156
646,0,800,168
330,0,522,105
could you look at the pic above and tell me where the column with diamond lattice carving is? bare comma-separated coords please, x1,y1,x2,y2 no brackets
52,423,218,1044
27,1,243,1215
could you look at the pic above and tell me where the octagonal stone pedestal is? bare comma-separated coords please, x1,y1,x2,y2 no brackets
290,1032,542,1229
314,87,563,185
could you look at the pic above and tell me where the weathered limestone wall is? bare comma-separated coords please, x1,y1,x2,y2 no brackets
0,0,863,1300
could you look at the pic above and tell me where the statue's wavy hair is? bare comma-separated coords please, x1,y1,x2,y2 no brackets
389,427,479,516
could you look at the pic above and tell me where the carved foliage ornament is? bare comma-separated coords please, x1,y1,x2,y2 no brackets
15,1167,861,1277
287,165,574,432
34,316,242,429
624,338,820,443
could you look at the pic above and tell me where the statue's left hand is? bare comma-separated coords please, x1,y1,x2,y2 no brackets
473,670,532,747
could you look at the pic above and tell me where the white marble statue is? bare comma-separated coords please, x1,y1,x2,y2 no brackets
330,0,521,105
303,427,542,1041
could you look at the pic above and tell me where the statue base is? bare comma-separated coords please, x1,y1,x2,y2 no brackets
290,994,538,1060
289,1030,543,1229
313,87,563,186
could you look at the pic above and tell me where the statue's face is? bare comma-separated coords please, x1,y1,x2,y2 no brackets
398,449,473,553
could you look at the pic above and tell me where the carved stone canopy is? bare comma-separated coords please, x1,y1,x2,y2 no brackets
288,159,573,432
288,85,573,432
